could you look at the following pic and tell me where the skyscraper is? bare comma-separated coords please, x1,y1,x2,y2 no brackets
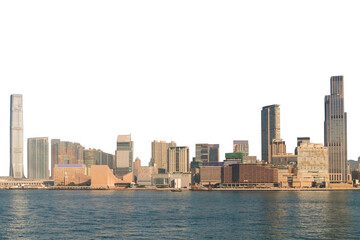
261,104,280,163
27,137,49,179
324,76,348,183
150,140,176,170
115,135,133,176
10,94,24,179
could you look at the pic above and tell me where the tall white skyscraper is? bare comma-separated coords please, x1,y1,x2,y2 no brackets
10,94,24,178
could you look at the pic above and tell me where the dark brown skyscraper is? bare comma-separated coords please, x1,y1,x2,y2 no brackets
324,76,348,183
261,105,280,163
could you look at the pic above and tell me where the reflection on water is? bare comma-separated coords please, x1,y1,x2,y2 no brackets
1,190,360,239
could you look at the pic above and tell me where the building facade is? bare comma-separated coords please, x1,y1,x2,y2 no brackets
10,94,24,179
83,149,115,171
324,76,348,183
115,135,133,176
261,104,280,163
168,146,189,173
27,137,49,179
51,139,84,178
195,144,219,164
150,140,176,170
233,140,249,156
296,142,329,187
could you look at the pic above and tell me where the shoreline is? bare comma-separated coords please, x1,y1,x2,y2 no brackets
1,186,359,191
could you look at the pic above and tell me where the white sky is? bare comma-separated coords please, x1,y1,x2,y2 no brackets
1,1,360,177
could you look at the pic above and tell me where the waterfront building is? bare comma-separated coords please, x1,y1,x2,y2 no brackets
133,165,158,186
53,164,90,186
233,140,249,156
295,142,329,187
200,166,222,186
195,144,219,164
168,146,189,173
10,94,24,179
51,139,84,178
27,137,49,179
261,104,280,163
91,165,133,188
115,135,133,176
324,76,348,183
150,140,176,170
221,164,278,187
151,172,191,188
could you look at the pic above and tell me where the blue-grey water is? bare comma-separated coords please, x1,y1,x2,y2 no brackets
1,190,360,239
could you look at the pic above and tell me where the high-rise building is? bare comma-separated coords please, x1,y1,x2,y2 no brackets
168,146,189,173
324,76,348,183
27,137,49,179
261,104,280,163
51,139,84,178
83,149,115,170
195,144,219,164
150,140,176,170
115,135,133,176
233,140,249,156
10,94,24,179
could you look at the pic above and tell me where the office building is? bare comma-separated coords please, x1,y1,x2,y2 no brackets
233,140,249,156
51,139,84,178
10,94,24,178
324,76,348,183
261,104,280,163
168,146,189,173
115,135,133,176
27,137,49,179
195,144,219,164
150,140,176,170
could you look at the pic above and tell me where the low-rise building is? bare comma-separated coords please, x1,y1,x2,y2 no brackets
133,165,158,186
53,164,90,186
151,172,191,188
200,166,221,186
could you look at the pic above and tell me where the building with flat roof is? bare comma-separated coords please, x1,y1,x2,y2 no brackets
27,137,49,180
295,142,329,187
150,140,176,170
10,94,24,179
261,104,280,163
324,76,348,183
115,135,133,176
168,146,189,173
200,166,222,185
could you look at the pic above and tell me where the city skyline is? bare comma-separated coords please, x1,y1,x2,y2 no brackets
1,75,357,178
1,1,360,177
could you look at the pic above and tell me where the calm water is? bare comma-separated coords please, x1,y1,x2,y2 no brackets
1,190,360,239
